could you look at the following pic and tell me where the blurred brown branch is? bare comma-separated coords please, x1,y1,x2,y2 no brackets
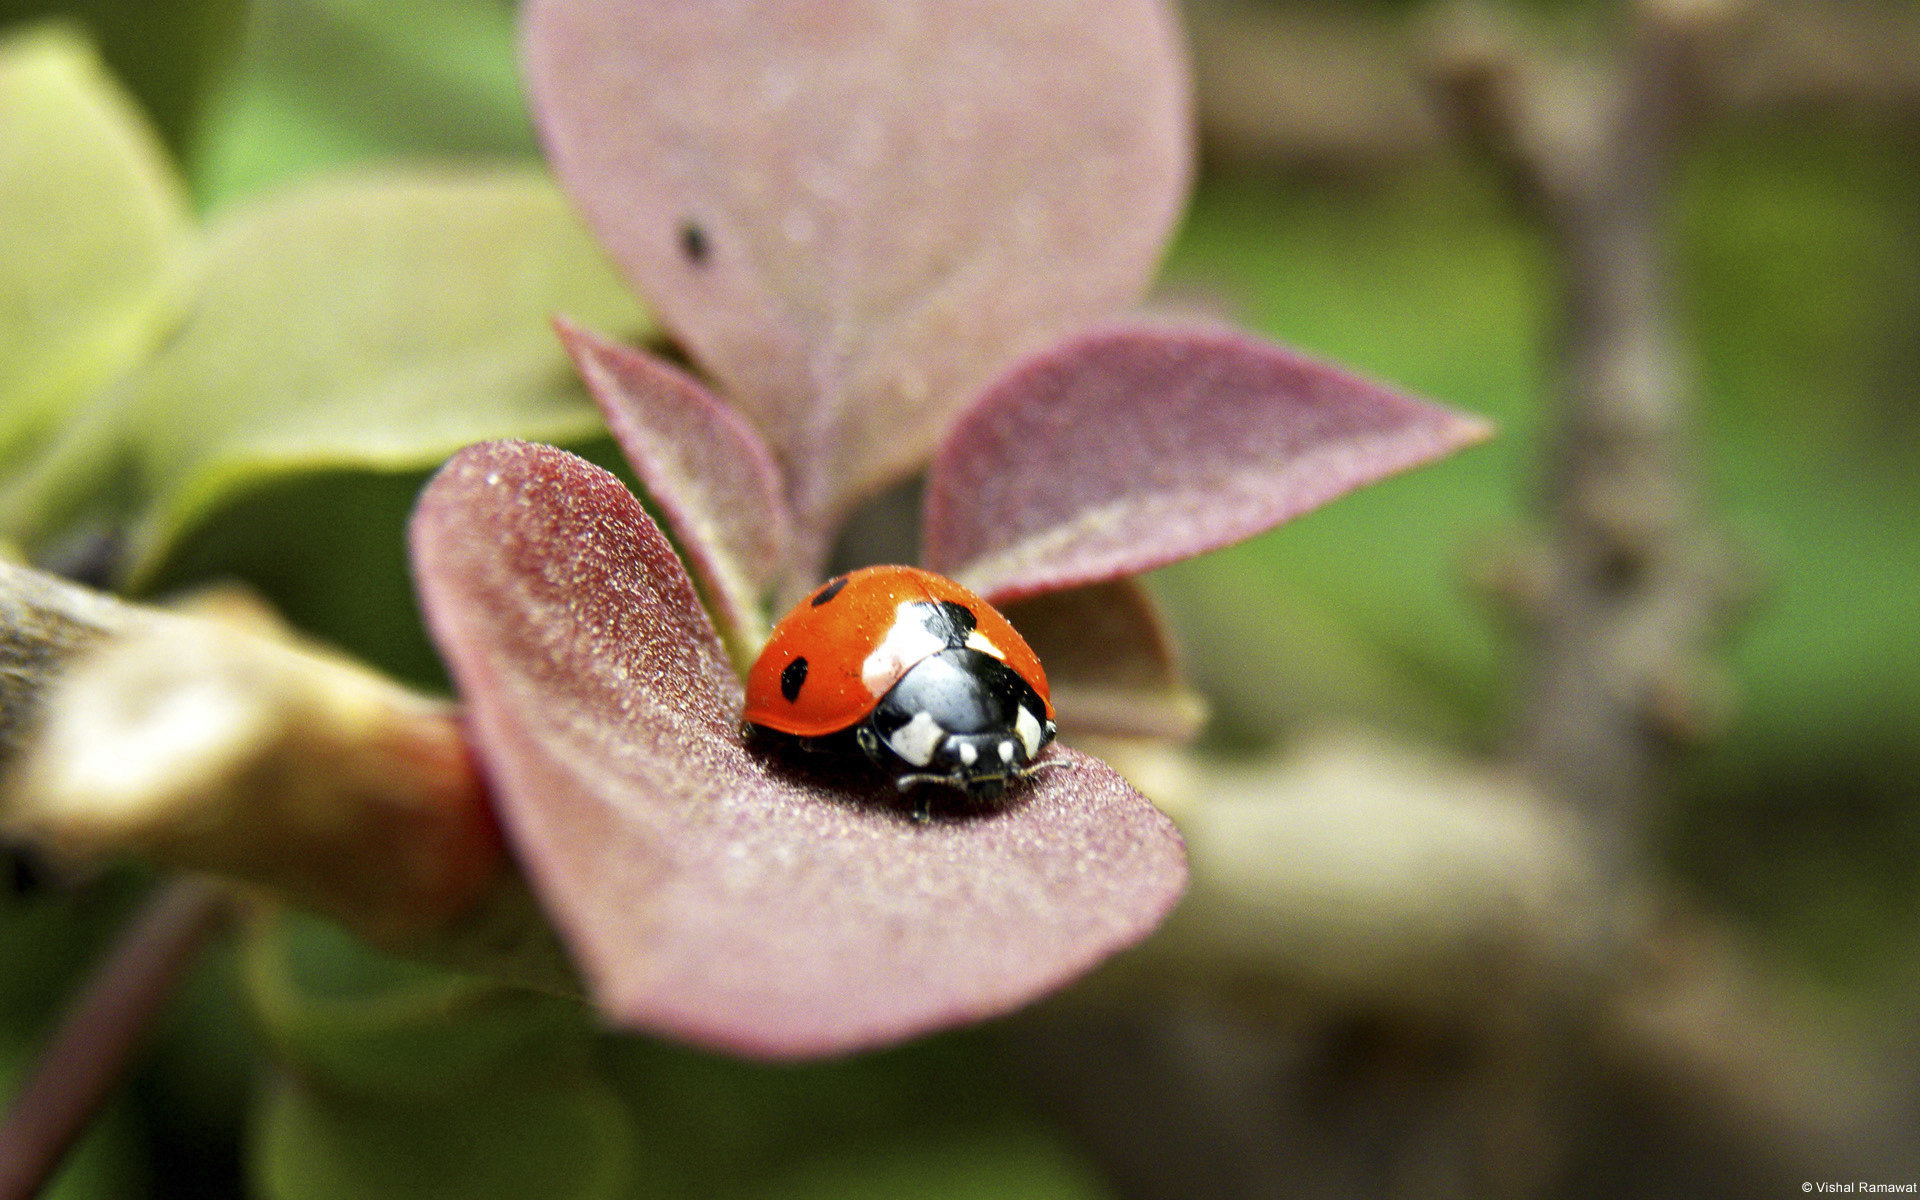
0,562,578,1195
1186,1,1441,174
6,604,504,942
1186,0,1920,176
1037,735,1918,1198
0,558,143,766
1432,0,1749,855
0,564,570,988
1022,5,1919,1198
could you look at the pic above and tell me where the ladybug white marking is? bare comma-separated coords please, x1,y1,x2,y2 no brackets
1014,706,1044,758
861,602,947,696
964,630,1005,659
956,741,979,766
998,739,1016,764
887,711,945,767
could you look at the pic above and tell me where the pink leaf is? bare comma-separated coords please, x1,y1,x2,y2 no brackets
409,441,1187,1059
555,318,791,642
923,324,1493,604
1002,580,1205,743
523,0,1193,546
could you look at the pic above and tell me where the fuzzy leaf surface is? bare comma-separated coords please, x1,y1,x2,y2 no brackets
523,0,1192,540
555,319,790,648
924,324,1493,603
409,441,1186,1059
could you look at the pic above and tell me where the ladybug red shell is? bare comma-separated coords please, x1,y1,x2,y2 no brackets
745,565,1056,803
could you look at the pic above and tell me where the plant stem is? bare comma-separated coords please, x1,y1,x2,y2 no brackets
1435,0,1744,860
0,878,229,1200
0,560,142,770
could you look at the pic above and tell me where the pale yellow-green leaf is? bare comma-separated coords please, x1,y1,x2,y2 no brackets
0,25,193,463
111,168,648,579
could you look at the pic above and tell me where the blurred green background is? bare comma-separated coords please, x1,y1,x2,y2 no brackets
2,0,1916,1195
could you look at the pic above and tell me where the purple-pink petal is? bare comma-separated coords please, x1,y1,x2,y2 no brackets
408,441,1187,1059
923,324,1494,604
1003,580,1205,743
523,0,1193,547
555,318,792,641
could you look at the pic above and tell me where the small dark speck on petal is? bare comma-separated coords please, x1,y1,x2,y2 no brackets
680,221,709,265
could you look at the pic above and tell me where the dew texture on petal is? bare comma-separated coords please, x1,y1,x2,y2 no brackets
409,441,1188,1059
924,325,1494,604
524,0,1193,537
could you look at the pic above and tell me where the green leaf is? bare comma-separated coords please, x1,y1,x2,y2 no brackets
99,168,646,581
244,913,644,1200
254,1070,636,1200
242,911,578,1099
0,0,247,158
745,1127,1110,1200
600,1030,1060,1196
192,0,535,208
0,25,193,469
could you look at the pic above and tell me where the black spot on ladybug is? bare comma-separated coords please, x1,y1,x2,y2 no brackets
679,221,708,264
780,656,809,701
811,575,849,607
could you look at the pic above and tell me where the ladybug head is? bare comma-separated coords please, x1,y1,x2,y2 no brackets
857,648,1058,799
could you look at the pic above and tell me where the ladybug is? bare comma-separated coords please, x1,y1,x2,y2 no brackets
745,565,1058,814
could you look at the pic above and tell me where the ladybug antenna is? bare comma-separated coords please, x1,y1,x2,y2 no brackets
1017,758,1072,781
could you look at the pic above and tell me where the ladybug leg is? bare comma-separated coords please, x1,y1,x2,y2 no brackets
894,774,941,822
855,724,886,766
